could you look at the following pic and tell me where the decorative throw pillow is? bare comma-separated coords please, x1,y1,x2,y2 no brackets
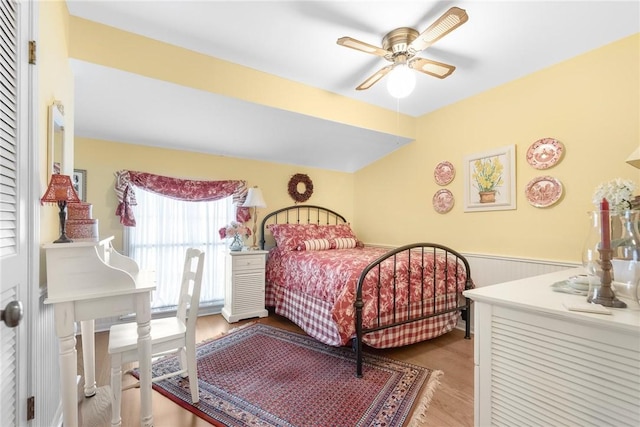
268,223,319,251
332,237,358,249
298,238,332,251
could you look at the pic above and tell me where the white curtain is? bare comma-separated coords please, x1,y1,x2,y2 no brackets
125,187,234,310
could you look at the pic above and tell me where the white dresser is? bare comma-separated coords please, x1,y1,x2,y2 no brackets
222,250,269,323
464,268,640,427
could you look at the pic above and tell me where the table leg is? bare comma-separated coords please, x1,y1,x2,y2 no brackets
54,302,78,427
136,292,153,426
110,352,123,427
80,319,97,397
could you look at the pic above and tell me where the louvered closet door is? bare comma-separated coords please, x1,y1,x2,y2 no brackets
0,0,30,425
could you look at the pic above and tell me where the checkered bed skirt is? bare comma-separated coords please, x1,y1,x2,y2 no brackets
266,282,461,348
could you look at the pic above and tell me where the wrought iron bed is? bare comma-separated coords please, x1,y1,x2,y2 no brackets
260,204,472,377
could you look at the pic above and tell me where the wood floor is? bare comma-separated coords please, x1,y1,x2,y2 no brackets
78,313,474,426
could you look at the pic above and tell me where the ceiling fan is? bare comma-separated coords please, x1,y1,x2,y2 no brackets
337,7,468,93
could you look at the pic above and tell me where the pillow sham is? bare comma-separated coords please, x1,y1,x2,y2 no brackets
317,223,358,240
268,223,319,251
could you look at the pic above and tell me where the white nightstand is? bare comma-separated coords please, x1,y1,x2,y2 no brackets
221,250,269,323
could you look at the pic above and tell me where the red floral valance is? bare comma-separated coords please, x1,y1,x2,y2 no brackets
114,170,250,226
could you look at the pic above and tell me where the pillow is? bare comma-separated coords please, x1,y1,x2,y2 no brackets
297,238,332,251
267,223,319,251
317,224,358,240
332,237,358,250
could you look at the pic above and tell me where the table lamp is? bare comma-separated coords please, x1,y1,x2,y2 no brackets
41,174,81,243
242,186,267,250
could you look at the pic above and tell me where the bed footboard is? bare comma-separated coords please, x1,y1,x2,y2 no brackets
354,243,472,377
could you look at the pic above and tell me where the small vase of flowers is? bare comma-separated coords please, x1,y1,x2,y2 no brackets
219,221,251,251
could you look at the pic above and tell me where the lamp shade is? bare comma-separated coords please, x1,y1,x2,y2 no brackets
242,187,267,208
386,64,416,99
40,174,81,204
626,147,640,169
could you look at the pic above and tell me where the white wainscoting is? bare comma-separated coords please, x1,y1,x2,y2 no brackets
461,253,579,333
463,253,579,288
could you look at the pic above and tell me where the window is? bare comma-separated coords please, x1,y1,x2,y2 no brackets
125,187,233,311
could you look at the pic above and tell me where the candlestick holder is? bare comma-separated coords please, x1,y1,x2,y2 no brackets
582,210,627,308
587,248,626,308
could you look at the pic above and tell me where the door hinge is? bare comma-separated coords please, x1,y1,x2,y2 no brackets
28,40,36,65
27,396,35,420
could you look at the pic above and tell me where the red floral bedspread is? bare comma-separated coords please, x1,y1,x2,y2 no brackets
266,246,468,346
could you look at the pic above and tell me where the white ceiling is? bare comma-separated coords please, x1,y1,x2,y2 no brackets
66,1,639,173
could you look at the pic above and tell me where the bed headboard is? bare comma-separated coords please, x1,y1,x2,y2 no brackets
259,205,348,250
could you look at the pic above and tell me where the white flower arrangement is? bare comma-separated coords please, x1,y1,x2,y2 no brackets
592,178,637,212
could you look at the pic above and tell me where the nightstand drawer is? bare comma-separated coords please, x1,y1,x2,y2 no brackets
232,254,265,271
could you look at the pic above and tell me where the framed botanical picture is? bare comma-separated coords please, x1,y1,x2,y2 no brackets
463,145,516,212
73,169,87,202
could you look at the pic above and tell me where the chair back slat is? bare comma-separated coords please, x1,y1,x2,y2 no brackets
176,248,205,327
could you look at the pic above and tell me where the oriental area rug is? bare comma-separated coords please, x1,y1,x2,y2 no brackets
147,323,442,427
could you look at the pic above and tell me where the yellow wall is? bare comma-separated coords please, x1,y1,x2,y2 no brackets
354,34,640,263
75,138,355,250
38,0,75,283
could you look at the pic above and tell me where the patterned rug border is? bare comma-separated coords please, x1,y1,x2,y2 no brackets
146,323,443,426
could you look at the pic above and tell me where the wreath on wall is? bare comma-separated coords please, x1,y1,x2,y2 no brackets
288,173,313,203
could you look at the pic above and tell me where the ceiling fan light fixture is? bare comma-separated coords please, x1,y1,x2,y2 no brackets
386,64,416,98
337,6,468,92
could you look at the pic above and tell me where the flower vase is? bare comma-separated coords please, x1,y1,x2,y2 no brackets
611,210,640,306
229,235,244,251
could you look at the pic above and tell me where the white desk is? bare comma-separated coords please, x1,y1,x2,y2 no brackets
43,237,156,427
464,268,640,427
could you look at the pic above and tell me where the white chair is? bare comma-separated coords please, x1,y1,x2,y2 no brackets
108,248,205,427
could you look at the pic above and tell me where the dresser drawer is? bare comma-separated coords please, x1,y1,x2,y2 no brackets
232,254,265,271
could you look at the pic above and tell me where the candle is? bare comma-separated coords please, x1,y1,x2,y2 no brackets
600,198,610,250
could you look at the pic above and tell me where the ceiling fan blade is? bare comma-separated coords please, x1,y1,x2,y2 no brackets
337,36,389,58
409,58,456,79
356,64,395,90
408,7,468,54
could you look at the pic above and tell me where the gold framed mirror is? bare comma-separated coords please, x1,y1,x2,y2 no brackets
47,101,64,177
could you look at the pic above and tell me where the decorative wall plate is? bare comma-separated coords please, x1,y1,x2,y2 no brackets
434,161,455,186
433,189,454,213
526,138,564,169
525,176,563,208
